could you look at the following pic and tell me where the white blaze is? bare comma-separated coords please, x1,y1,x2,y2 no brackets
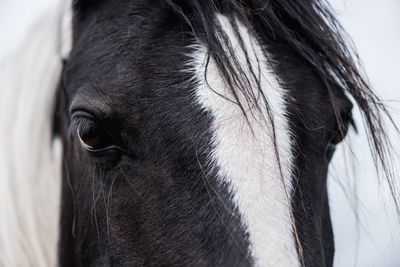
192,15,299,267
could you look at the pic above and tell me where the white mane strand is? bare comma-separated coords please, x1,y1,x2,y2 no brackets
0,1,71,266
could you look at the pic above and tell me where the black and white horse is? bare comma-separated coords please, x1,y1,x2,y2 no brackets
1,0,397,266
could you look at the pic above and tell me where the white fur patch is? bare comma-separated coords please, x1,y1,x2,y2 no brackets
0,1,71,266
192,15,299,266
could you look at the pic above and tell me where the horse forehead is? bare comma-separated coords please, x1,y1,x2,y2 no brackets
66,16,191,96
73,0,168,41
64,43,189,104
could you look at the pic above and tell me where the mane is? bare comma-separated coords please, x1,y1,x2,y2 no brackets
166,0,399,209
0,1,71,266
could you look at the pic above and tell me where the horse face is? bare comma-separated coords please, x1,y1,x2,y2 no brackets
59,2,252,266
57,0,353,266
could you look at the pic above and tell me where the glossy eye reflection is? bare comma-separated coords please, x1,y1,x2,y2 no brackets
76,119,116,153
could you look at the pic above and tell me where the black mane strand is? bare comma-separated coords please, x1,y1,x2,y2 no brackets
166,0,399,212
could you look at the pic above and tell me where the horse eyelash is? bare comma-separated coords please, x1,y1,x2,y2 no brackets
68,116,96,139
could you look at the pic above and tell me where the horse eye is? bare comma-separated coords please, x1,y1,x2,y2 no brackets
327,121,349,160
331,127,347,145
331,115,353,145
77,122,115,153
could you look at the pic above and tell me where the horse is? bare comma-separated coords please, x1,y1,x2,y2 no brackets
0,0,397,266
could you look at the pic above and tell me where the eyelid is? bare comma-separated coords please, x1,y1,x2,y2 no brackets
68,113,96,139
69,95,111,119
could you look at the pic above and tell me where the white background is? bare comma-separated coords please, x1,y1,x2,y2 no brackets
1,1,399,266
328,1,400,266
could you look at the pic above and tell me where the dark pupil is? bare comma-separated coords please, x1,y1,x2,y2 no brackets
80,124,110,149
